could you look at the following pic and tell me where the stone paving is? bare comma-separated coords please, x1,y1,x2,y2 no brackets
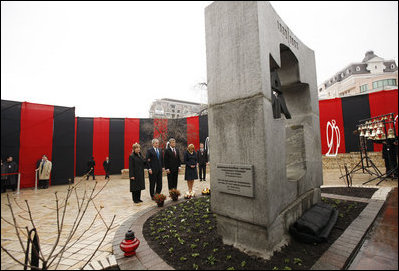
1,168,397,270
348,187,398,270
1,173,211,270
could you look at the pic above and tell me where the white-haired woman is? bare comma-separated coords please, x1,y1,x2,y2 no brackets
184,144,198,196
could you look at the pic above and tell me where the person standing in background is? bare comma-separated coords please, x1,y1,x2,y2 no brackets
87,156,95,180
103,157,111,180
6,156,18,191
36,155,52,189
197,143,208,182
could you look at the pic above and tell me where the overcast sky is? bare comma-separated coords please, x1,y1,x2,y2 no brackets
1,1,398,118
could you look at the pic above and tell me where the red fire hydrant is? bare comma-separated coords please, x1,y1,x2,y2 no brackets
120,230,140,257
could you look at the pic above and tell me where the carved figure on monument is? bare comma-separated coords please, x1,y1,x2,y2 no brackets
271,70,291,119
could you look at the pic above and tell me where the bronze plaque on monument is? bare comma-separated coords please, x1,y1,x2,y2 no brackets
215,164,254,197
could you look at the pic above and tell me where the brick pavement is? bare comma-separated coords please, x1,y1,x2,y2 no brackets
1,173,211,270
1,168,397,270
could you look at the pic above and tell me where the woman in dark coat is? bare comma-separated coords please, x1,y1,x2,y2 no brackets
129,143,146,203
184,144,198,196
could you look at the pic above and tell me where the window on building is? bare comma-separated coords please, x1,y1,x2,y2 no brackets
391,64,395,69
372,79,397,89
360,84,368,93
356,66,360,71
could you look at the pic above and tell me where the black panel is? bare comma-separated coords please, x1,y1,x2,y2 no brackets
139,119,154,157
167,118,187,161
1,100,22,163
341,94,373,152
76,117,94,176
51,106,75,185
199,115,209,146
109,118,125,174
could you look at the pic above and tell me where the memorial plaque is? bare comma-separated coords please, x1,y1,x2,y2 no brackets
215,164,254,197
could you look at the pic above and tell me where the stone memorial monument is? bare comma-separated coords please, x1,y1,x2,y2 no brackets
205,1,323,259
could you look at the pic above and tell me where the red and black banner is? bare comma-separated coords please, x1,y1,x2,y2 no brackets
319,89,398,154
199,115,209,146
19,102,54,188
2,88,397,188
124,118,140,169
1,100,22,164
75,117,93,176
109,118,125,175
93,118,110,176
51,106,75,185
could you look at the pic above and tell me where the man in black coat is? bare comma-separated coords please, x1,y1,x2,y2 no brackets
197,143,208,182
146,138,164,199
103,157,111,180
86,156,95,180
164,138,181,190
6,156,18,191
382,140,398,178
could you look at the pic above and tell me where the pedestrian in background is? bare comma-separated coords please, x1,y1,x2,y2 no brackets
197,142,208,182
36,155,52,189
6,156,18,191
103,157,111,180
86,156,95,180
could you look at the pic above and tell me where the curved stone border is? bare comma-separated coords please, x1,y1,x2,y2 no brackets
111,198,195,270
110,187,392,271
312,186,393,270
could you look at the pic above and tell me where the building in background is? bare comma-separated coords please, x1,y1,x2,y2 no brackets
318,51,398,99
149,98,207,118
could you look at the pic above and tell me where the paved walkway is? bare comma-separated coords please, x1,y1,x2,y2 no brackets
1,173,211,270
1,169,397,270
348,187,398,270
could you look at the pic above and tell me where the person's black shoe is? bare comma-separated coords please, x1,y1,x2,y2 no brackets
204,179,206,182
138,199,143,202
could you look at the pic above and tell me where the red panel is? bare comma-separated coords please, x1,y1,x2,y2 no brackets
19,102,54,188
124,118,140,169
154,119,168,149
187,116,200,150
74,117,77,176
93,118,110,175
319,98,346,155
368,89,398,152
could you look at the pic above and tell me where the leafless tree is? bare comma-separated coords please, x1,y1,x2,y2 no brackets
1,170,116,270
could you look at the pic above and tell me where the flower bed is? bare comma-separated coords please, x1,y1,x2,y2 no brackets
143,196,367,270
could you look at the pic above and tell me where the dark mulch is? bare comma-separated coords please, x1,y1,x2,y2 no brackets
143,196,367,270
321,187,378,199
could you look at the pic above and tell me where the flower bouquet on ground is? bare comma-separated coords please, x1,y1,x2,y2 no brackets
184,191,192,199
153,193,167,207
169,189,181,201
202,188,211,195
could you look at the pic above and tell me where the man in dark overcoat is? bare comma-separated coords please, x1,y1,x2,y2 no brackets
146,138,164,199
6,156,18,191
197,143,208,182
164,138,181,190
103,157,111,180
86,156,95,180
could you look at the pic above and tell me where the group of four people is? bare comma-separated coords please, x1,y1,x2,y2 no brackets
129,138,208,204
